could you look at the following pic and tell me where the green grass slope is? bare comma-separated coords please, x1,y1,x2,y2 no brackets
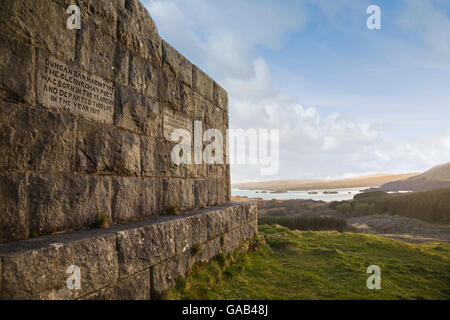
162,225,450,300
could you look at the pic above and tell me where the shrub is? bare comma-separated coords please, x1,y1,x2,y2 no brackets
349,187,450,223
336,202,352,215
192,242,204,256
95,213,109,228
353,190,387,200
164,205,179,215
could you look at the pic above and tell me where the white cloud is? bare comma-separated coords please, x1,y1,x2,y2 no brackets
145,0,450,182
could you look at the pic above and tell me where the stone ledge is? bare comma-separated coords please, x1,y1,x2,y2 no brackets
0,202,257,300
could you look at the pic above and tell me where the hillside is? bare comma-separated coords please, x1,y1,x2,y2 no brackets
232,173,419,191
160,225,450,300
334,187,450,224
380,162,450,192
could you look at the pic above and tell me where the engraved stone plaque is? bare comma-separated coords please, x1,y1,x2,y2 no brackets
37,54,115,124
163,108,193,144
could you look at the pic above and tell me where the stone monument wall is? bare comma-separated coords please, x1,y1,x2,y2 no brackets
0,0,231,244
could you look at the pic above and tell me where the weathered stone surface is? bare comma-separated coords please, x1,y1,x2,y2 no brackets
246,202,258,223
193,65,214,101
200,237,221,262
113,43,130,86
140,136,157,176
36,52,115,125
151,251,194,294
29,173,111,235
163,108,193,145
225,165,231,201
0,202,256,299
0,173,28,244
112,177,161,222
187,213,208,245
0,35,34,104
129,54,160,100
118,3,162,65
115,220,176,277
163,179,195,211
162,40,192,86
0,103,75,172
195,179,218,209
0,0,76,61
77,20,116,81
86,269,150,300
160,74,181,111
76,120,140,175
153,140,183,178
79,0,121,38
214,81,228,112
180,84,196,117
0,232,118,300
222,221,258,254
115,86,162,137
206,205,250,240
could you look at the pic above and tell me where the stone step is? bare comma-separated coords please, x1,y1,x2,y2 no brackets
0,202,257,300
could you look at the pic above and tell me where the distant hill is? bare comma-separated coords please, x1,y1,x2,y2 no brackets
232,173,419,191
380,162,450,192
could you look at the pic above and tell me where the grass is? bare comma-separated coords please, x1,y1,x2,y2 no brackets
161,224,450,300
94,213,109,228
259,216,347,232
164,205,180,215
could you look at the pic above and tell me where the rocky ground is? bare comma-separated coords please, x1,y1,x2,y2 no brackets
346,214,450,243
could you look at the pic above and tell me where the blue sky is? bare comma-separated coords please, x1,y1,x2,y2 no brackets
145,0,450,182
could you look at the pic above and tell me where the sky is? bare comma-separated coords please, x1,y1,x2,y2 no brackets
143,0,450,182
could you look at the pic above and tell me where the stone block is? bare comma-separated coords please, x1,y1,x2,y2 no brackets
113,43,130,86
115,220,176,277
118,4,162,65
112,177,161,222
29,173,111,235
180,84,196,117
222,222,257,254
129,54,160,100
0,232,118,300
36,51,115,125
115,86,162,137
206,207,233,240
151,251,195,294
0,173,28,244
76,120,141,175
153,140,183,178
0,103,75,172
193,65,214,101
77,19,116,81
199,237,222,263
159,74,182,111
162,40,192,86
140,136,157,177
162,179,195,211
0,0,76,62
86,269,150,300
0,35,35,104
195,179,218,209
213,81,228,112
187,213,208,245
